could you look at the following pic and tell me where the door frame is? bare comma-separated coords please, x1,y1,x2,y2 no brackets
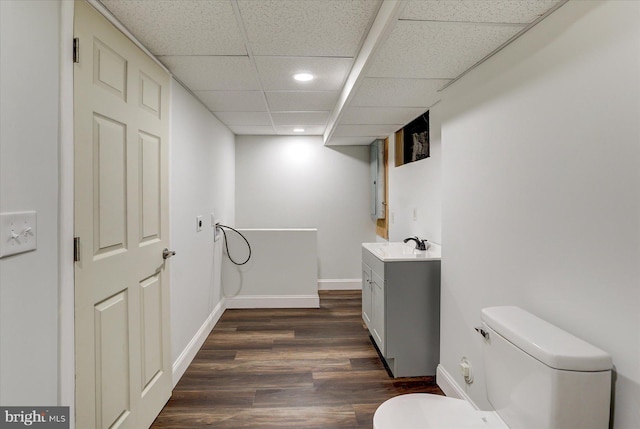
58,2,172,428
59,2,76,427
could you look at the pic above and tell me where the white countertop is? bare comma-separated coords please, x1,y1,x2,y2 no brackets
362,242,441,262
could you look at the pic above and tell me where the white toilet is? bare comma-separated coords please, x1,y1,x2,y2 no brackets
374,306,612,429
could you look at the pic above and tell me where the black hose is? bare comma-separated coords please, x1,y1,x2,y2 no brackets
217,224,251,266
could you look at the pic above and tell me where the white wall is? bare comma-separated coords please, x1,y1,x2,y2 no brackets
0,0,61,405
222,229,319,307
235,136,376,282
388,104,443,244
169,80,235,372
439,2,640,428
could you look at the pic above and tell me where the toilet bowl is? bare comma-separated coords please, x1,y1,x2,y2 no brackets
373,306,612,429
373,394,506,429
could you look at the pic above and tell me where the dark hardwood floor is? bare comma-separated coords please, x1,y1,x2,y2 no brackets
151,290,443,428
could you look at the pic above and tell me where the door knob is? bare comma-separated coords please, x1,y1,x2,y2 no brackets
162,248,176,259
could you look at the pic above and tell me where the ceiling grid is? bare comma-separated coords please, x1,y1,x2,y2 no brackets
100,0,566,145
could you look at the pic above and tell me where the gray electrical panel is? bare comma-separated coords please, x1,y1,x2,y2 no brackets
369,139,385,219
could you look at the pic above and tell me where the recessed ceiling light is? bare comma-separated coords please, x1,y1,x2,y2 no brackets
293,73,314,82
293,128,305,133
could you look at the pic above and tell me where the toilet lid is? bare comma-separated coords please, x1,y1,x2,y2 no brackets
373,394,507,429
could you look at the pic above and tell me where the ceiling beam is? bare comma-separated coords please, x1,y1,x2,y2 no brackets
323,0,405,146
229,0,278,135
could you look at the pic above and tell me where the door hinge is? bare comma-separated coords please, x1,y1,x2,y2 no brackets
74,237,80,262
73,37,80,63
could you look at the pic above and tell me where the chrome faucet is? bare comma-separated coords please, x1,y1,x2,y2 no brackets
403,236,428,251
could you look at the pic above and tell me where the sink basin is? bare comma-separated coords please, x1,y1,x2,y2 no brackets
362,242,441,262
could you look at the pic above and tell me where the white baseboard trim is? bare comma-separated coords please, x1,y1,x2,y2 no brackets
436,364,462,398
172,298,226,387
436,364,479,409
317,279,361,290
225,294,320,309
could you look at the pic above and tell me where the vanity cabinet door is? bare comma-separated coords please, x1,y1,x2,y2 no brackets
371,271,385,355
362,263,373,329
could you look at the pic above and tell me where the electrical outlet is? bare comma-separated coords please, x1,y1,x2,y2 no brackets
460,357,473,384
412,208,418,221
196,215,203,232
210,212,216,227
0,211,37,258
214,223,221,242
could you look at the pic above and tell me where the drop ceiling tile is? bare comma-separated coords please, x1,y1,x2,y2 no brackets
333,124,399,137
327,136,380,146
160,56,260,91
367,20,524,79
237,0,381,56
271,112,330,126
341,107,427,125
275,125,326,135
255,57,353,91
401,0,563,24
352,78,449,107
266,91,339,111
196,91,267,112
214,111,272,126
228,125,276,135
102,0,246,55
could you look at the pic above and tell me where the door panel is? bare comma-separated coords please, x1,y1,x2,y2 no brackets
95,291,131,428
362,263,372,328
372,272,385,354
74,1,171,428
94,114,127,255
139,131,161,243
139,72,161,117
140,274,163,392
93,38,127,99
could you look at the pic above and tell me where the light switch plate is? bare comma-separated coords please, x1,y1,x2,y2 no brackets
0,211,37,258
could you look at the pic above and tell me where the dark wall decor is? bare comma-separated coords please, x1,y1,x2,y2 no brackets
402,111,430,165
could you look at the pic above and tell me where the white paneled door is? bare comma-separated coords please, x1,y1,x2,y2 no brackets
74,1,171,428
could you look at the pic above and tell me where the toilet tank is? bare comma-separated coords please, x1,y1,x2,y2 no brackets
481,306,612,429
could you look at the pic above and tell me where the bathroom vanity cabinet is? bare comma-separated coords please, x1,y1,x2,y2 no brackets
362,243,441,377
